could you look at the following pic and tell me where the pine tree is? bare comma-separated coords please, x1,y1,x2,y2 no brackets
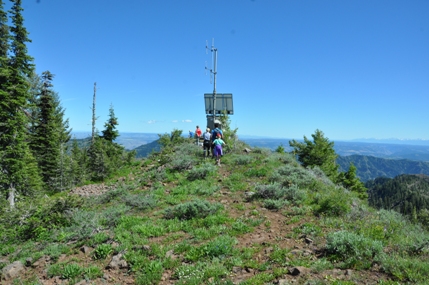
289,129,339,181
338,163,368,199
0,0,41,206
101,104,119,142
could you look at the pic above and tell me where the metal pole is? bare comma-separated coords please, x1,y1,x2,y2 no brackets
212,44,217,123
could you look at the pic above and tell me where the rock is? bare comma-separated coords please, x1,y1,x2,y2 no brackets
244,148,252,153
288,266,310,276
25,257,33,267
80,245,92,255
304,237,313,244
2,261,25,281
278,279,289,285
345,269,353,276
165,250,174,257
108,253,128,270
244,191,256,200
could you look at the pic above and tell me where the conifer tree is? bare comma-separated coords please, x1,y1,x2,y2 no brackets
0,0,41,206
30,71,71,191
289,129,339,181
338,163,367,199
101,104,119,142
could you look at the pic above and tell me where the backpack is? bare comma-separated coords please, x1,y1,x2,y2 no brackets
212,128,223,141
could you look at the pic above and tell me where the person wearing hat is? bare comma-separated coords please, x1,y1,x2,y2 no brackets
212,133,226,166
203,128,212,158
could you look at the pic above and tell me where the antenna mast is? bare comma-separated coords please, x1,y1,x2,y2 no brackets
206,39,218,121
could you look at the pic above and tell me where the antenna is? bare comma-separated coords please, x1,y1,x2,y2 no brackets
205,38,218,118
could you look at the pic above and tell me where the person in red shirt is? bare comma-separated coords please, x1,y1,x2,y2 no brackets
195,125,202,144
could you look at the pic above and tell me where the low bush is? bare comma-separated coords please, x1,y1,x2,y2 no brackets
164,200,223,220
254,183,284,199
187,163,216,181
263,199,288,211
313,187,351,217
93,243,113,260
231,154,254,165
122,193,157,210
326,230,384,269
170,156,195,171
381,254,429,282
270,164,315,187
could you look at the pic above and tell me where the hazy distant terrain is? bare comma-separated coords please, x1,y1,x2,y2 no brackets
71,132,429,180
337,155,429,182
71,132,429,162
242,138,429,162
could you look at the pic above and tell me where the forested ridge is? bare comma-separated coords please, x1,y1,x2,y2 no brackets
337,155,429,182
366,174,429,225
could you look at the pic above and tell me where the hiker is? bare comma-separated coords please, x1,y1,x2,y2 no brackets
195,125,202,145
212,133,226,166
188,130,194,138
203,128,212,158
211,123,223,157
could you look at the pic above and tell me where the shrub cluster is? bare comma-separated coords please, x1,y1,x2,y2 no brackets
326,230,384,269
164,200,223,220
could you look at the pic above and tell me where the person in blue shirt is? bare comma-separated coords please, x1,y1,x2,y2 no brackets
188,130,194,138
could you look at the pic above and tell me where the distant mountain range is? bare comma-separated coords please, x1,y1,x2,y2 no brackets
337,155,429,182
70,132,429,181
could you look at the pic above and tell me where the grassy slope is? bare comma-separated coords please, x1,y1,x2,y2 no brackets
1,140,429,285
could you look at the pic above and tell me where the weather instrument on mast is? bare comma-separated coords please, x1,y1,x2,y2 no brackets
204,39,234,129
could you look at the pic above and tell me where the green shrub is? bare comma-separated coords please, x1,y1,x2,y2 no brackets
313,188,351,217
326,230,384,269
186,235,237,261
47,263,62,278
170,156,195,171
283,184,306,204
93,243,113,260
91,232,110,245
164,200,223,220
84,265,103,280
66,209,101,241
254,183,284,199
270,164,315,187
381,254,429,282
94,187,127,204
187,163,216,181
263,199,288,211
62,263,83,279
244,167,268,178
122,193,157,210
294,222,322,237
100,204,131,227
43,243,71,262
231,154,253,165
191,184,220,196
252,147,272,156
135,260,163,285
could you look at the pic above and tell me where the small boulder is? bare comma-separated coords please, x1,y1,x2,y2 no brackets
288,266,310,276
107,253,128,270
2,261,25,281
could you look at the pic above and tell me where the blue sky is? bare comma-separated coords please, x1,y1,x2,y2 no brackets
6,0,429,140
